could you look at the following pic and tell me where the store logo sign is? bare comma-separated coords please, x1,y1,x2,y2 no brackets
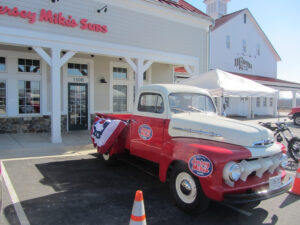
234,57,252,71
0,5,108,34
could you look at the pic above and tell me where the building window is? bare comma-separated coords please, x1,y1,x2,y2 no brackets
257,43,261,56
269,98,273,107
113,67,127,79
113,85,127,112
0,57,6,72
18,58,40,73
18,81,40,114
263,97,267,107
256,97,260,107
243,40,247,53
224,97,230,108
0,81,6,114
244,14,247,24
138,93,164,113
68,63,88,76
226,35,230,49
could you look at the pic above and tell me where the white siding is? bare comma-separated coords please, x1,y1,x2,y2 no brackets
210,12,277,78
0,0,208,66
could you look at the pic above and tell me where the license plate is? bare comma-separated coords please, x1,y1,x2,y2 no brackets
269,175,282,191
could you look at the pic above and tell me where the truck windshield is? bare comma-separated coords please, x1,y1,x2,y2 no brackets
169,93,216,114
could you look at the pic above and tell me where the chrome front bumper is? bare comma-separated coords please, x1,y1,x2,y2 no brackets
223,177,293,204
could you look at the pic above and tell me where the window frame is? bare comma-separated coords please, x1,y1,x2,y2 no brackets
18,80,41,115
256,97,261,107
113,67,128,80
112,84,128,112
67,63,88,77
17,58,41,74
0,56,7,73
0,80,7,115
138,92,164,114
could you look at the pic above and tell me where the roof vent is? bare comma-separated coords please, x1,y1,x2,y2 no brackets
204,0,230,19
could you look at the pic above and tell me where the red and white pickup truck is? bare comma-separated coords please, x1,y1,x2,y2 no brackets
92,84,292,212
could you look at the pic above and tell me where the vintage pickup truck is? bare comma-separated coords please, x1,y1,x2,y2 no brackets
92,84,292,212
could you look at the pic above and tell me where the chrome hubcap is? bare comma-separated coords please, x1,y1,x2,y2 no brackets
180,180,192,195
175,172,197,204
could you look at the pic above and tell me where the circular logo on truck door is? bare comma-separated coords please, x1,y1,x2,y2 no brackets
138,124,153,140
188,155,213,177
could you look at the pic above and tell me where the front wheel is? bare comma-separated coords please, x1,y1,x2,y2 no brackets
169,163,210,213
294,116,300,126
288,137,300,163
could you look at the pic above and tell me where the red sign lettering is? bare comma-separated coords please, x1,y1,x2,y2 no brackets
0,5,108,34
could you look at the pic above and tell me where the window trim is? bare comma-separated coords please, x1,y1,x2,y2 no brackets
0,80,7,115
17,58,41,75
138,92,164,114
67,63,89,77
18,80,41,115
0,56,7,73
113,66,128,80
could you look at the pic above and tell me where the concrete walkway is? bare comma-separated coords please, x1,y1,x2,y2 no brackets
0,130,94,159
0,115,291,160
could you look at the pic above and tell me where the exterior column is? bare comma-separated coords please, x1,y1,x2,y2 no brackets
218,96,223,115
135,58,144,97
292,91,297,108
273,93,278,117
247,97,252,119
51,47,62,143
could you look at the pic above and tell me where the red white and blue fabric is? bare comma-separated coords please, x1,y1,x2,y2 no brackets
91,117,127,154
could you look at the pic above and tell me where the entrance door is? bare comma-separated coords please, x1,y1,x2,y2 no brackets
68,83,88,130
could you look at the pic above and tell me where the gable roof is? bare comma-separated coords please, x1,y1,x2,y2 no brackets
153,0,209,17
212,8,281,61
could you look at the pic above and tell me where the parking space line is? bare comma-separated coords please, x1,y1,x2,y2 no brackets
1,161,31,225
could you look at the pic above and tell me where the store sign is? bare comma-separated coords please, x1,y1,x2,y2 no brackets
234,57,252,71
0,5,108,34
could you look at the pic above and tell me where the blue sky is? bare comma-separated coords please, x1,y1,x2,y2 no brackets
185,0,300,83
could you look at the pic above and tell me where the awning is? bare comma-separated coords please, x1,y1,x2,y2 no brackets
179,69,278,97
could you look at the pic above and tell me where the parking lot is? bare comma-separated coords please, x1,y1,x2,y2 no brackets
1,153,299,225
1,119,300,225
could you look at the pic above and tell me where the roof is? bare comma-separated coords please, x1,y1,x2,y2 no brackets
174,67,300,89
211,8,281,61
140,84,210,96
154,0,208,17
231,72,300,88
212,9,244,31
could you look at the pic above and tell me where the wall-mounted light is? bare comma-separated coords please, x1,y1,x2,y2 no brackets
97,5,108,14
51,0,60,3
91,54,95,58
62,51,66,54
28,47,32,51
119,58,122,61
99,77,107,83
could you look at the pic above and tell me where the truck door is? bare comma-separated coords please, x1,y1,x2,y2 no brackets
130,92,167,163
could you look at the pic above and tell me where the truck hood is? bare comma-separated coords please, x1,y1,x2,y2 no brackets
168,113,274,148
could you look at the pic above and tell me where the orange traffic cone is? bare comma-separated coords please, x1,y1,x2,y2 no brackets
129,190,147,225
290,161,300,195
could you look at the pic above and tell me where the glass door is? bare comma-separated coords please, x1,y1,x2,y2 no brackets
68,83,88,130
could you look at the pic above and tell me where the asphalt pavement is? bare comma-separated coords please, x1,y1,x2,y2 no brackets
0,115,299,225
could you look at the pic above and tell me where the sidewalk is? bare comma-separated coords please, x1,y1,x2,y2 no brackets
0,130,94,159
0,115,291,160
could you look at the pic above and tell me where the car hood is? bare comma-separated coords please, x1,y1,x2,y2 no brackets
168,113,274,147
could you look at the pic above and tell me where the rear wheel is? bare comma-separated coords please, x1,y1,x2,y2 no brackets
294,115,300,126
288,137,300,163
100,152,117,166
169,163,210,213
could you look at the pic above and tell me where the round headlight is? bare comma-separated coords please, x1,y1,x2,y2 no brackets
223,162,241,182
280,153,288,168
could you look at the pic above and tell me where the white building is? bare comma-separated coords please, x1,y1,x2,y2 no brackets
205,0,300,117
0,0,212,142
